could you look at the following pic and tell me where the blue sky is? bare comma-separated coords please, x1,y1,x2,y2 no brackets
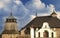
21,0,60,11
0,0,60,34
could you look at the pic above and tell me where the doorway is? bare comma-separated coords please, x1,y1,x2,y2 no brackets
43,30,49,38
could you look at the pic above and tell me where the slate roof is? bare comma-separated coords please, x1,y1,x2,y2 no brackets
19,12,60,34
24,17,59,29
20,13,60,31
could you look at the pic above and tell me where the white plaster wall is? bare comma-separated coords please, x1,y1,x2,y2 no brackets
35,22,57,38
30,22,57,38
30,27,34,38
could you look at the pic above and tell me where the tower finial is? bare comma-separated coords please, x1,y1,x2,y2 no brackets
10,12,13,16
36,10,37,17
10,8,13,16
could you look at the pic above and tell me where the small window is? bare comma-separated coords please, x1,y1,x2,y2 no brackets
38,32,40,37
43,22,49,28
45,25,47,28
52,32,53,38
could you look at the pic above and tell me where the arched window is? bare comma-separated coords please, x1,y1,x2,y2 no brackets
52,32,53,38
38,32,40,37
42,22,50,28
43,30,49,38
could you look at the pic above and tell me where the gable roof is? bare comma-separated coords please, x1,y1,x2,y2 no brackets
31,16,60,28
21,15,60,31
19,15,60,34
19,12,60,34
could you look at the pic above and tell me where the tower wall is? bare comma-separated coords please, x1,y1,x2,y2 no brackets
5,22,18,31
2,34,18,38
2,13,19,38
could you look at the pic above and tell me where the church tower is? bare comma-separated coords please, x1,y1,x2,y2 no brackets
2,12,19,38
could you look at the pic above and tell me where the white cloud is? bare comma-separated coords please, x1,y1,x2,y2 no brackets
14,0,21,5
30,15,36,19
0,0,11,9
3,0,11,3
32,0,45,9
25,0,45,10
47,4,55,13
38,13,50,16
0,2,4,8
25,0,56,19
25,0,55,13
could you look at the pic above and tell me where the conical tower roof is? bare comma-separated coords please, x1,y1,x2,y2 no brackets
7,12,16,19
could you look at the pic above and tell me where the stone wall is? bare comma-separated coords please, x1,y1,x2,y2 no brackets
2,34,18,38
55,28,60,38
51,28,60,38
19,34,30,38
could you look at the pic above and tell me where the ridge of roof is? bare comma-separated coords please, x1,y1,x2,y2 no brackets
20,15,60,31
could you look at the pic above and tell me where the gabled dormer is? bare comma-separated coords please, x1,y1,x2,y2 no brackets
51,10,57,17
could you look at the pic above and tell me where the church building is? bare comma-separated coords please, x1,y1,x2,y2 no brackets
2,13,19,38
1,10,60,38
19,11,60,38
